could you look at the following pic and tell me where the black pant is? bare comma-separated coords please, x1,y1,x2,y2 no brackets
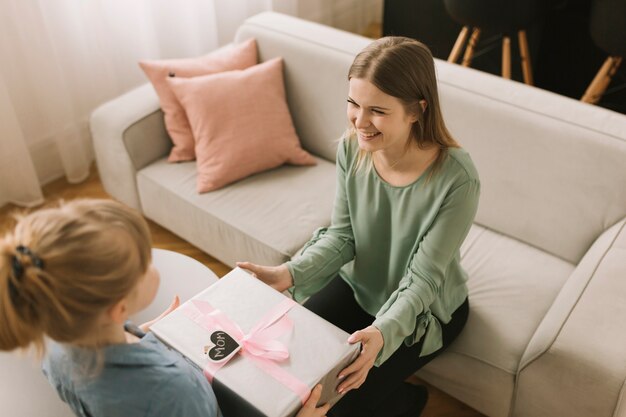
304,276,469,417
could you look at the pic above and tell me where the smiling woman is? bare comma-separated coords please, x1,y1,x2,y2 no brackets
238,36,480,417
347,36,460,182
347,78,435,186
348,78,416,152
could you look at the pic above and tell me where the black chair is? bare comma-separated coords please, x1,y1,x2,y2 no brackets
444,0,545,85
581,0,626,104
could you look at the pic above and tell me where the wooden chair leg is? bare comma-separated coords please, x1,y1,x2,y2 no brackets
518,30,533,85
462,28,481,67
581,56,623,104
502,36,511,79
449,26,470,63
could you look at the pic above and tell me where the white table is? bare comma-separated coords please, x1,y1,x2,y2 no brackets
132,248,219,324
0,249,219,417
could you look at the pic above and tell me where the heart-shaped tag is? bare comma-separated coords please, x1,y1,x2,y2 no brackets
205,330,240,363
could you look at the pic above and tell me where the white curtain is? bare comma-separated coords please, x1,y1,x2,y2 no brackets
0,0,280,208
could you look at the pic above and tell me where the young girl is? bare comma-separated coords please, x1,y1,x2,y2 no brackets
238,36,480,417
0,199,329,417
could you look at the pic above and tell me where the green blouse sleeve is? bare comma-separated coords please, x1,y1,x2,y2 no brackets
372,178,480,365
286,140,356,302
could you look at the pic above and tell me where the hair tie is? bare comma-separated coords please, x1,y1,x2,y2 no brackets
11,255,24,279
12,245,45,279
8,245,44,302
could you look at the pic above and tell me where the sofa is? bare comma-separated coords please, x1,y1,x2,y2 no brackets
89,12,626,417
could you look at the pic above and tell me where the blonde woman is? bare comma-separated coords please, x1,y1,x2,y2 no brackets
239,36,480,417
0,199,329,417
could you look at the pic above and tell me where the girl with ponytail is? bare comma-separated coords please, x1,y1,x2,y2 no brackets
0,199,330,417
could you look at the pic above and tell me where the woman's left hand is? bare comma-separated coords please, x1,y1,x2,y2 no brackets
336,325,384,395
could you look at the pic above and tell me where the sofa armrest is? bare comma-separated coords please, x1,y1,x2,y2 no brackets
90,83,171,210
615,382,626,417
513,218,626,417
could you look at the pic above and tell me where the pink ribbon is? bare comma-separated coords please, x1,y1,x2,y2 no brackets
181,298,311,405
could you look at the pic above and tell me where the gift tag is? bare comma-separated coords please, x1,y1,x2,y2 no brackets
204,330,240,363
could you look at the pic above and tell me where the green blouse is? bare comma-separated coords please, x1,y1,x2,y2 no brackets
286,138,480,365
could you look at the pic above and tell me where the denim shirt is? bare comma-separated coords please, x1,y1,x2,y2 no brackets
43,332,223,417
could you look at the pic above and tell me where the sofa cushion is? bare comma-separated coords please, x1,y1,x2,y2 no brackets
139,39,258,162
167,57,316,193
417,224,575,417
235,14,371,162
436,61,626,265
136,156,336,268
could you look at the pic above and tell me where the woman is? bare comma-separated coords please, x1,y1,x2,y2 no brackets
238,36,480,417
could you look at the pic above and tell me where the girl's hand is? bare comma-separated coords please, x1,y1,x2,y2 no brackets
296,385,330,417
336,326,384,395
138,295,180,333
236,262,293,292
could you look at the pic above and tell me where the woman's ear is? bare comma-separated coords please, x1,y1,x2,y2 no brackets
408,100,427,123
108,298,129,324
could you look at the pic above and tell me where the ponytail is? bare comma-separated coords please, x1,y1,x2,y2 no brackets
0,241,47,351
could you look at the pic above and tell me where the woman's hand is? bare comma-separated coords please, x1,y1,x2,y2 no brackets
336,325,384,395
139,295,180,333
296,385,330,417
236,262,293,292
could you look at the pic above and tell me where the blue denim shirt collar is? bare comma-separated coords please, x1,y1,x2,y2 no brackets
102,332,178,367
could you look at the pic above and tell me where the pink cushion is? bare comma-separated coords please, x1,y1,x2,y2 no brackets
139,39,257,162
167,58,317,193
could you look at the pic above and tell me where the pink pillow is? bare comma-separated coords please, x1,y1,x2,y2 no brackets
139,39,257,162
167,57,317,193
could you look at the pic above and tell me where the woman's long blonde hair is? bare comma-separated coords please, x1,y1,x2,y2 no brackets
0,199,151,353
348,36,459,175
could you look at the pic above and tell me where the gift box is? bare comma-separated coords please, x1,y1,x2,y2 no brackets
151,267,360,417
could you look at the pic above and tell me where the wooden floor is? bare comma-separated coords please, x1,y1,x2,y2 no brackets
0,165,484,417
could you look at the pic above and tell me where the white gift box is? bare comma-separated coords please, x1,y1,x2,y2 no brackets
151,267,360,417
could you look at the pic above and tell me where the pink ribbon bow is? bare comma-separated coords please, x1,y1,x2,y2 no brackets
182,298,311,404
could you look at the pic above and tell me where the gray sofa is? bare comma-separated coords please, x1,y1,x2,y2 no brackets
90,12,626,417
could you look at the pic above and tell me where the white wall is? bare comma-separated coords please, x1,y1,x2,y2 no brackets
217,0,383,46
295,0,383,35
